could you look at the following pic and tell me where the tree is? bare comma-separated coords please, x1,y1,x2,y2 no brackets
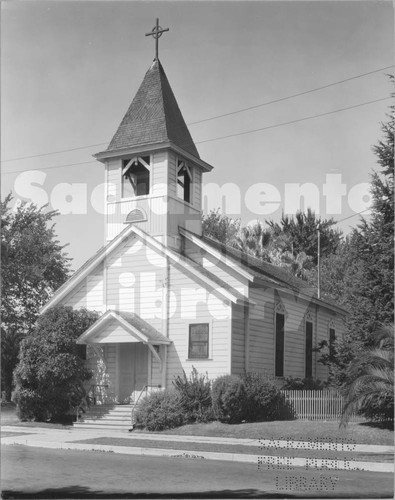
340,325,394,426
1,196,70,399
13,306,99,421
202,209,240,246
343,98,394,344
267,208,343,265
235,221,272,260
314,92,394,385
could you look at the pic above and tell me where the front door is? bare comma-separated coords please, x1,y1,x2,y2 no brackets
118,343,148,403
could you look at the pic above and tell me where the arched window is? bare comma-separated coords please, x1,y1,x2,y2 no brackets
122,156,150,198
305,311,314,378
274,303,285,377
328,320,336,358
177,159,192,203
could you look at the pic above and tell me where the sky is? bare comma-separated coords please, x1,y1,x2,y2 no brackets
1,1,394,269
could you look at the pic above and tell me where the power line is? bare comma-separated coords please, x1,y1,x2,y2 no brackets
335,209,371,224
188,65,394,126
2,65,393,164
193,96,391,147
2,96,390,176
2,160,96,175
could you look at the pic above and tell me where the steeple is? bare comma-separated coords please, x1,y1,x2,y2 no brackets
106,59,200,159
94,24,214,247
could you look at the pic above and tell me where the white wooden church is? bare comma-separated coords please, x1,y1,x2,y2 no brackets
42,22,346,410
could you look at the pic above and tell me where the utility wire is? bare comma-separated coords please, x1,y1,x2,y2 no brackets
2,96,390,175
194,96,391,146
188,65,395,126
2,65,393,164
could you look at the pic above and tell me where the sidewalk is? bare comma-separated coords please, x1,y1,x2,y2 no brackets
1,425,393,473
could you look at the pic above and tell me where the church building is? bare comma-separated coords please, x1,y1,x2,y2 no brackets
42,21,346,409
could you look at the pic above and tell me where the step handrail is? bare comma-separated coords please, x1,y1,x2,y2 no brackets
75,384,109,422
130,384,161,428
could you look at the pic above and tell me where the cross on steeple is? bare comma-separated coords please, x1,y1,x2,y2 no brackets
145,18,169,60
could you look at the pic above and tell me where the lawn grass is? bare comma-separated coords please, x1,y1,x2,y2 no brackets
3,403,393,446
144,420,394,446
72,437,394,463
1,403,72,429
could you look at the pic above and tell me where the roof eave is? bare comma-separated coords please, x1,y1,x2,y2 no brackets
94,142,214,172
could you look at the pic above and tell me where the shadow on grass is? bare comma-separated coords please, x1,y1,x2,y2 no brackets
1,486,295,499
358,421,394,431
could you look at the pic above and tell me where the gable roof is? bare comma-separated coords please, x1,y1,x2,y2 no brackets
76,310,171,345
104,59,199,158
41,225,252,314
179,227,348,314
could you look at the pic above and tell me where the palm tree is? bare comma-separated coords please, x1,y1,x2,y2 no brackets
340,325,394,426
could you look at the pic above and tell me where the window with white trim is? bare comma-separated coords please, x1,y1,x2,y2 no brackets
177,159,192,204
122,156,150,198
188,323,209,359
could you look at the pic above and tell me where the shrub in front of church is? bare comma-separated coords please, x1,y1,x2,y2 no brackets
134,389,185,431
172,367,214,423
212,373,296,423
13,306,99,422
212,375,247,424
242,372,295,421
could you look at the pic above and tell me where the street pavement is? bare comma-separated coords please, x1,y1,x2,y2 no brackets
2,445,394,499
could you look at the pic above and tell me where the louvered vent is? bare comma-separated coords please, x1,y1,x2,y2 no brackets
125,208,147,224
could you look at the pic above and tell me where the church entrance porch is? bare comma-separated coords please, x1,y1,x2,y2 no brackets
76,310,171,407
117,343,148,404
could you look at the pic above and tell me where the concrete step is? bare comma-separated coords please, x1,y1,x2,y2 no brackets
74,422,132,430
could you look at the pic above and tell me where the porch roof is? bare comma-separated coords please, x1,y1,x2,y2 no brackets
76,310,171,345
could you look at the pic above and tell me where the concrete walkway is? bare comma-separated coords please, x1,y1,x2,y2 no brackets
2,425,393,473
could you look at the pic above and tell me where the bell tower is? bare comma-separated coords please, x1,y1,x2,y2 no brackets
94,21,213,248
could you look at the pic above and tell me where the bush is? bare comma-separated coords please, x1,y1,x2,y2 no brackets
242,372,284,421
13,306,98,421
212,375,247,423
172,367,214,423
212,372,295,424
134,390,185,431
281,376,326,390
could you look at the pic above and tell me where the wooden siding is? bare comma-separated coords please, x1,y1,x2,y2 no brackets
193,169,202,208
231,303,245,375
166,264,232,385
106,159,121,202
92,320,139,343
167,151,177,198
247,284,345,382
315,306,346,381
63,263,104,312
183,239,249,296
105,235,165,333
105,151,168,240
167,197,202,239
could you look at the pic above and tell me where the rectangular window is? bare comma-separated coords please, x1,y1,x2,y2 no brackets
188,323,209,359
305,321,313,378
275,313,285,377
329,328,336,358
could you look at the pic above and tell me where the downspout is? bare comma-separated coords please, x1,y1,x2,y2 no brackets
161,256,170,388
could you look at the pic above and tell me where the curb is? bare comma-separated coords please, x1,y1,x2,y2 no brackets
2,438,393,473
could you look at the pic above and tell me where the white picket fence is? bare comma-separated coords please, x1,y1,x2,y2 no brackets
280,390,365,422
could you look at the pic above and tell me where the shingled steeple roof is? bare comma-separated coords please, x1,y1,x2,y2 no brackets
106,59,200,158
